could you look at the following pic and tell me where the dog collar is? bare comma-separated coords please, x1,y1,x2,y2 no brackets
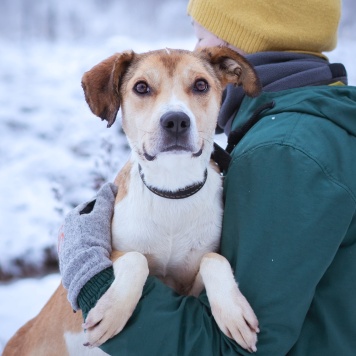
138,165,208,199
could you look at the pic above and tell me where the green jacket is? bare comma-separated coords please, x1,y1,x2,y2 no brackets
79,85,356,355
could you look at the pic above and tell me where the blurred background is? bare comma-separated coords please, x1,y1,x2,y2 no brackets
0,0,355,350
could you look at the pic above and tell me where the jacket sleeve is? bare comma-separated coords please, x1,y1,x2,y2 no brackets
78,142,354,356
79,272,249,355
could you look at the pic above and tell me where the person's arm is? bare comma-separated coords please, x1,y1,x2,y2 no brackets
79,273,246,355
58,183,117,310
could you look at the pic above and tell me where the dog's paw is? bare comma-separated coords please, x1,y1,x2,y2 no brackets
82,285,136,347
82,252,149,348
200,253,259,352
210,287,259,353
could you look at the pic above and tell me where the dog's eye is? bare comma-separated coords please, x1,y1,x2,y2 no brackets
134,81,150,94
193,79,209,93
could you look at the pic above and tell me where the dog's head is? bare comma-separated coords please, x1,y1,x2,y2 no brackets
82,47,260,186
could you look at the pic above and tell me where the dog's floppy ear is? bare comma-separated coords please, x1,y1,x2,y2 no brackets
81,51,135,128
197,46,261,97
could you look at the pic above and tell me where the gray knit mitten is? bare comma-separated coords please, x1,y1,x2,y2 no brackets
58,182,118,310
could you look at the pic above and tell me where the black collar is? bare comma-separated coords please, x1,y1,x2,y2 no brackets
138,164,208,199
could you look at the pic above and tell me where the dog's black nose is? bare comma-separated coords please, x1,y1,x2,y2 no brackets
160,111,190,136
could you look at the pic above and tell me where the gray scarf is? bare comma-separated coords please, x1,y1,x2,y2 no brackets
218,52,348,135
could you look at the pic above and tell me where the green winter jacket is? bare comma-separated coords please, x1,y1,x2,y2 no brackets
79,85,356,356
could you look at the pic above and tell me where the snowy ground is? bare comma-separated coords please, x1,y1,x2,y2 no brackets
0,273,61,350
0,20,355,354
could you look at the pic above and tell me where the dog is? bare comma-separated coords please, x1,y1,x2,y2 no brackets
4,46,261,355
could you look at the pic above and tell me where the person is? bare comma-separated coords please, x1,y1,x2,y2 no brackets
59,0,356,354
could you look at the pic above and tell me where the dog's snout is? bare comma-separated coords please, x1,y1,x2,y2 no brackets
160,111,190,136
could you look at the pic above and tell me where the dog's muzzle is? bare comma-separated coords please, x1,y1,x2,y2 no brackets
142,111,202,161
160,111,190,137
159,111,195,153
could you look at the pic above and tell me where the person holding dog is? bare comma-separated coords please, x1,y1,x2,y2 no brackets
59,0,356,355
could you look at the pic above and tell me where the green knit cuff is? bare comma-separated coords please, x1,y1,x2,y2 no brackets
78,266,115,319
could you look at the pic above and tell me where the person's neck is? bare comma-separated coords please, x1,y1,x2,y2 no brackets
217,51,347,135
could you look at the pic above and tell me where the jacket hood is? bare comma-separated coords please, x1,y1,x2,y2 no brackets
236,85,356,137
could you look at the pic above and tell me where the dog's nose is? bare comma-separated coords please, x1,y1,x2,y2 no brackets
160,111,190,136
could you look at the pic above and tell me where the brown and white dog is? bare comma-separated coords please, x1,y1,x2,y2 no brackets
4,47,261,355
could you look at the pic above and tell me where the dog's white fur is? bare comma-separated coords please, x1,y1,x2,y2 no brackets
4,47,261,355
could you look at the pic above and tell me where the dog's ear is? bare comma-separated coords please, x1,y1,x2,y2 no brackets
81,51,135,128
197,46,261,97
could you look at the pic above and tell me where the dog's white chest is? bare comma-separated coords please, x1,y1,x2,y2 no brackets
111,168,223,290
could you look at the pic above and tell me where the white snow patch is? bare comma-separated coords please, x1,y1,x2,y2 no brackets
0,274,61,352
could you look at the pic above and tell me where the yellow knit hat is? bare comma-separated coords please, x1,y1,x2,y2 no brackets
187,0,340,54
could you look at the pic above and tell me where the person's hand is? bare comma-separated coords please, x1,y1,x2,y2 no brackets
58,182,118,310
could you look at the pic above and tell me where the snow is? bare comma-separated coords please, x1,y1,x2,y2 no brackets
0,0,355,352
0,273,61,350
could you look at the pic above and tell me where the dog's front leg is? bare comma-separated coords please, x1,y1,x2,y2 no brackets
82,251,149,348
197,252,259,352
